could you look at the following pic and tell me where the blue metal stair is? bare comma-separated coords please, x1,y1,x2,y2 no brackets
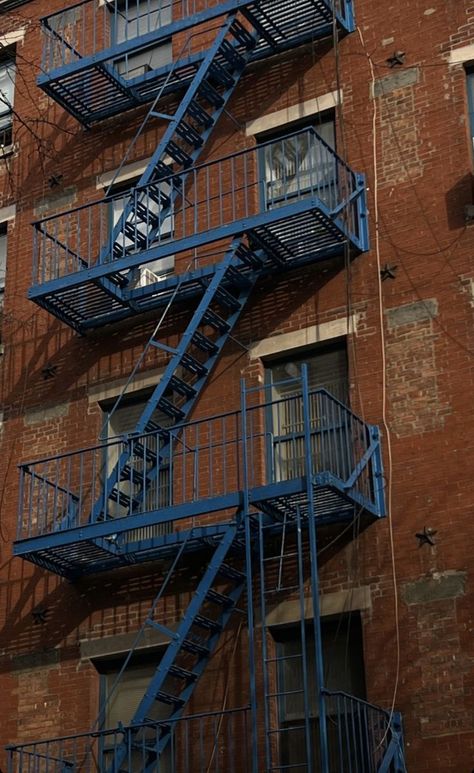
108,519,246,772
92,236,267,522
102,11,260,278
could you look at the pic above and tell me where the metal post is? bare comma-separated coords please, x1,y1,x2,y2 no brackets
240,377,259,773
301,363,330,773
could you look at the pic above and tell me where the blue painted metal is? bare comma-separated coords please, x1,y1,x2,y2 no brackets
6,707,253,773
30,129,367,332
38,0,355,125
107,517,246,770
15,383,385,576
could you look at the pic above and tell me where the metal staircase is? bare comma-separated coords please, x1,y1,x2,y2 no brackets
103,12,260,274
107,518,246,771
93,236,266,524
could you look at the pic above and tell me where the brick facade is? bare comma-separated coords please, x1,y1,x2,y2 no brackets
0,0,473,770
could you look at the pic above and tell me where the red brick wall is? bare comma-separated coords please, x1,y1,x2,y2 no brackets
0,0,474,770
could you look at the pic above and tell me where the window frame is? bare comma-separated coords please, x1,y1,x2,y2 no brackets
0,221,8,293
465,66,474,159
0,48,15,151
109,0,173,80
256,110,336,211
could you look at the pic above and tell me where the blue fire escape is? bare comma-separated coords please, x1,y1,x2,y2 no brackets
9,1,406,771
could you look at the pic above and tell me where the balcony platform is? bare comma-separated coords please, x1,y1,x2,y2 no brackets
30,129,368,333
39,0,354,125
14,385,384,579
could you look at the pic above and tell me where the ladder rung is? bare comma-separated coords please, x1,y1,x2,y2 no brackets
155,691,185,706
194,614,222,632
157,397,185,421
175,120,203,149
168,664,198,682
165,140,192,167
206,588,233,607
198,80,224,108
202,308,230,333
230,18,258,49
192,330,218,354
181,638,209,657
214,285,241,311
168,375,196,399
181,353,208,377
219,39,245,70
186,99,214,128
208,62,235,88
218,563,246,582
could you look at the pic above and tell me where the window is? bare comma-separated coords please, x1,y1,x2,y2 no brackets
265,342,349,482
108,176,175,286
0,50,15,149
110,0,173,80
0,222,7,292
102,393,173,536
97,654,172,772
273,615,366,772
466,68,474,156
258,113,335,210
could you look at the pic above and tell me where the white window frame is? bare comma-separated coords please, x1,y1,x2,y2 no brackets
109,0,173,80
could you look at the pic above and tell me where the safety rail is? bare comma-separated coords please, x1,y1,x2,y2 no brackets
16,386,383,542
323,691,405,772
40,0,353,76
6,706,252,773
31,128,367,290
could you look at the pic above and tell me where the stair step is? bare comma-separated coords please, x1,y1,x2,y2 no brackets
225,264,252,287
181,637,210,657
235,243,265,268
109,488,139,509
208,62,235,88
146,185,172,208
175,120,203,149
181,352,208,378
155,690,185,707
198,80,224,108
145,419,161,432
186,98,214,129
165,140,192,168
202,308,230,333
230,18,258,49
135,199,163,224
168,375,196,399
120,465,144,485
194,614,222,633
123,222,149,248
168,664,198,682
192,330,218,354
206,588,234,607
214,285,242,311
219,38,246,70
157,396,185,421
133,442,157,463
218,562,246,582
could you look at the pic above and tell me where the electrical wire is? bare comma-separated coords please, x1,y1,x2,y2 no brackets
357,26,400,742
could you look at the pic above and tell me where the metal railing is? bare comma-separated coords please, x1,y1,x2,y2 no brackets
323,691,405,772
6,706,251,773
32,128,364,288
17,386,382,541
40,0,351,75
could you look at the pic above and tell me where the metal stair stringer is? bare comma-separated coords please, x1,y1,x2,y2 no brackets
101,11,262,273
92,236,266,523
108,517,246,773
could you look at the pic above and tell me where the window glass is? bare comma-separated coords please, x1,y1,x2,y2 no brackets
0,57,15,146
265,343,349,483
0,225,7,290
111,0,172,79
466,69,474,155
273,615,366,772
259,116,336,209
109,177,175,283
